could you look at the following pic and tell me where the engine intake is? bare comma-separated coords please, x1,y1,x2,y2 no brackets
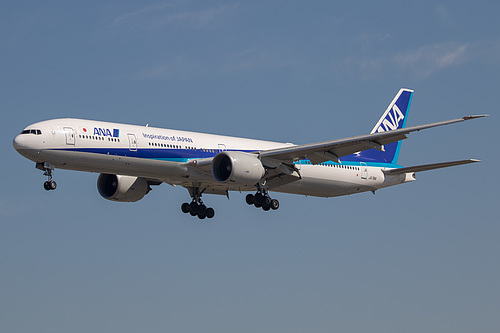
212,151,265,185
97,174,150,202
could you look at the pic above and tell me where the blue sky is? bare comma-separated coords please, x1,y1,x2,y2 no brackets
1,1,498,332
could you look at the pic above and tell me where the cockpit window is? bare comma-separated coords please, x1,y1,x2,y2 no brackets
20,129,42,135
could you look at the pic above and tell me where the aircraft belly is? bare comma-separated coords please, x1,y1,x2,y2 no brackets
40,150,186,183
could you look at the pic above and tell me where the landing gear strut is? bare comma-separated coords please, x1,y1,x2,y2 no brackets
181,187,215,220
37,162,57,191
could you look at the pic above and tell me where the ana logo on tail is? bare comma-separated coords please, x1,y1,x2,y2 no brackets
375,104,405,133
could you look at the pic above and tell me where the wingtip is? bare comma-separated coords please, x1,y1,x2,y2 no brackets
463,114,489,120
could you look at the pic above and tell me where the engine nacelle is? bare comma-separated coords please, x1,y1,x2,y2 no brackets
212,151,265,185
97,174,150,202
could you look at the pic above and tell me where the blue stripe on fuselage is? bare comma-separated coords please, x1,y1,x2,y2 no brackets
295,159,401,168
50,147,254,163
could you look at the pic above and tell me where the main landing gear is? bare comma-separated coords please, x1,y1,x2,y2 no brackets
181,187,215,220
36,162,57,191
245,192,279,211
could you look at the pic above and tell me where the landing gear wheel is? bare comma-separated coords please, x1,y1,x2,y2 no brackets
270,199,279,210
43,180,57,191
262,203,271,211
206,208,215,219
245,194,255,205
189,201,198,216
198,204,208,216
254,193,263,204
181,202,190,214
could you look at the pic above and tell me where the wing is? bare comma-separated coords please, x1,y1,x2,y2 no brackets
258,115,487,165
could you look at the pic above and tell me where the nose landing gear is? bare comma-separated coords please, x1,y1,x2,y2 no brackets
36,162,57,191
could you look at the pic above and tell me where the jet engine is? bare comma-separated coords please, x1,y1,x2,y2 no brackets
212,151,265,185
97,174,150,202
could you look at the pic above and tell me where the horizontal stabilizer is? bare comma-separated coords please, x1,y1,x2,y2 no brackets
383,159,480,174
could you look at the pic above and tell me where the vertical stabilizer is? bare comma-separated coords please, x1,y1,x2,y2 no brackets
356,88,414,165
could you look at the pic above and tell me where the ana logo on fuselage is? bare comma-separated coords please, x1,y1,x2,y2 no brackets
94,127,120,138
376,104,405,133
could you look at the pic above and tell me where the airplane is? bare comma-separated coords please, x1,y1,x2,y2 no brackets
13,88,486,219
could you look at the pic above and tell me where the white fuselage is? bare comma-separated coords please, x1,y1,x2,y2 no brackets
13,118,412,198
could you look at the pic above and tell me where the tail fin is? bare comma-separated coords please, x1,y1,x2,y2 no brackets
357,88,414,165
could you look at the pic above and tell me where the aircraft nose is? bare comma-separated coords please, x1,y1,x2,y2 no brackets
13,134,26,150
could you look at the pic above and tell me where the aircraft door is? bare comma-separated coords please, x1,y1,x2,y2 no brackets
218,144,226,152
128,134,138,151
360,162,368,179
64,127,75,145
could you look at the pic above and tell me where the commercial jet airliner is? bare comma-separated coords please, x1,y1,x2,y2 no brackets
13,89,486,219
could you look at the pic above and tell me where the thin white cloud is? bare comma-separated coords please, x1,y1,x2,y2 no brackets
433,5,455,27
112,3,176,25
332,57,384,79
222,47,292,73
393,43,468,78
138,55,200,80
139,42,472,81
112,2,237,30
137,46,293,80
158,5,235,29
139,64,174,79
333,42,468,79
